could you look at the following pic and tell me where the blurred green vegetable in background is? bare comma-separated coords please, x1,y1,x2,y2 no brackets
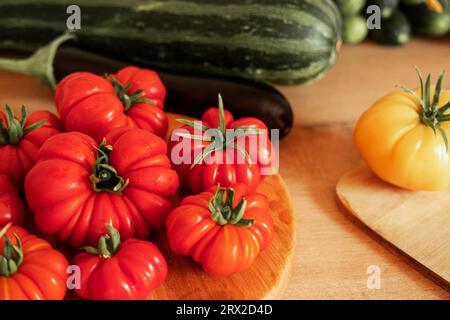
334,0,449,46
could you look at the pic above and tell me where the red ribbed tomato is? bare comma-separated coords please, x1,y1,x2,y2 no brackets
166,184,273,276
55,66,168,142
0,175,26,227
73,224,167,300
25,127,179,248
0,106,62,189
0,224,69,300
168,95,274,194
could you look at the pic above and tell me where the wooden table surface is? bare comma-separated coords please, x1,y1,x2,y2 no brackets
276,38,450,299
1,38,450,299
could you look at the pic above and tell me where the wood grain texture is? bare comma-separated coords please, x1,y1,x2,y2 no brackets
277,38,450,127
276,39,450,299
337,164,450,290
1,37,450,299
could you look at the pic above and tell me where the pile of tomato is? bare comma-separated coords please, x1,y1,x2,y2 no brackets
0,66,276,300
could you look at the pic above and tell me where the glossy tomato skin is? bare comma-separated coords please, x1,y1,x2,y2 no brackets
166,185,273,276
54,66,168,143
0,175,26,227
168,107,274,194
25,127,179,248
73,238,167,300
0,110,62,189
0,226,69,300
354,89,450,190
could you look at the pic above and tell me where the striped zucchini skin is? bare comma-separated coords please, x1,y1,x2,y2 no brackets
0,0,342,85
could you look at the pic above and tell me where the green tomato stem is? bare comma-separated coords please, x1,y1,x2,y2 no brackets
109,77,155,112
90,139,129,195
0,105,47,146
81,224,121,258
399,68,450,152
176,95,259,168
0,224,24,277
208,186,254,227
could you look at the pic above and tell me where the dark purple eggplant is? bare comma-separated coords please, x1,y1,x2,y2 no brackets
52,48,293,138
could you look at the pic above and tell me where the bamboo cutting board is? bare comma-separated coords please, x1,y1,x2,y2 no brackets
337,163,450,290
0,71,296,300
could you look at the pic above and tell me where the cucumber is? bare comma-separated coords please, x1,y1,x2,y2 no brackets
403,0,450,37
335,0,367,15
0,0,342,85
342,15,369,44
370,11,412,45
367,0,400,18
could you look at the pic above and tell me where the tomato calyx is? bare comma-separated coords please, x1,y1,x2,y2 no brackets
176,94,261,168
208,186,254,227
399,68,450,152
90,139,129,194
109,76,156,112
0,223,24,277
82,224,121,259
0,105,46,145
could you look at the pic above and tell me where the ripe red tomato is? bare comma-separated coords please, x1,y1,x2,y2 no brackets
73,224,167,300
0,224,69,300
25,127,179,248
166,184,273,276
0,175,26,227
0,106,62,189
55,66,168,142
168,95,274,194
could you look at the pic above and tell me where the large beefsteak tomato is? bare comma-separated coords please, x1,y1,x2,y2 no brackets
166,184,273,276
0,224,69,300
0,105,62,189
354,70,450,190
25,127,179,248
0,175,26,227
55,66,168,142
168,95,275,194
73,224,167,300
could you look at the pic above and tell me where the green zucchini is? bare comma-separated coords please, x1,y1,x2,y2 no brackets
370,11,411,45
342,15,369,44
368,0,400,18
403,0,450,37
0,0,342,85
335,0,367,16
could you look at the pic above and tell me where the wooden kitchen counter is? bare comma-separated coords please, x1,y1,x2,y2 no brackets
277,38,450,299
1,38,449,299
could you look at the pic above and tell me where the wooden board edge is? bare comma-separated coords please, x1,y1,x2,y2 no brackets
336,169,450,293
263,174,297,300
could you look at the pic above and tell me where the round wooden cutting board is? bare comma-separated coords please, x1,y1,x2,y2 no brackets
0,71,296,300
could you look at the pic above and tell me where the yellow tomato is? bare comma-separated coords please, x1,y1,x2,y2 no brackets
354,73,450,191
